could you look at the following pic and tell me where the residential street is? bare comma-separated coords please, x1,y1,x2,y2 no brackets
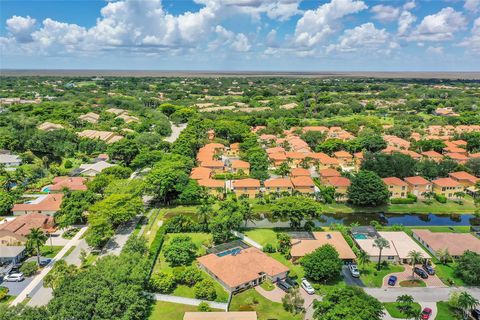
164,122,187,143
365,286,480,302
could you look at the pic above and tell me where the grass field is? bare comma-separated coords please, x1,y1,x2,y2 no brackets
384,302,421,318
40,245,63,258
359,262,405,287
230,289,302,320
149,301,221,320
245,229,278,246
433,263,465,287
436,301,459,320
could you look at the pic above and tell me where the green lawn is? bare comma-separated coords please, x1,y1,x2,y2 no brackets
40,245,63,258
260,279,275,291
433,263,465,287
63,246,76,258
245,229,278,247
142,208,165,245
359,262,405,287
436,302,459,320
269,252,305,279
399,279,426,287
171,269,229,303
149,301,221,320
229,289,302,320
0,295,15,305
384,302,421,318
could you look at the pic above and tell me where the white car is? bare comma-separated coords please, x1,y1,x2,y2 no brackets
348,264,360,278
301,278,315,295
3,273,24,282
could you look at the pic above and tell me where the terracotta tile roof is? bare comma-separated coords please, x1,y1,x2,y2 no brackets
412,229,480,256
231,160,250,169
445,152,469,161
233,178,260,188
382,146,400,154
290,231,356,259
291,176,314,187
448,171,479,184
432,177,461,188
49,177,87,191
259,134,277,141
12,194,63,213
286,152,306,159
230,143,240,150
198,179,224,188
319,168,341,178
290,168,310,177
334,151,352,158
398,150,422,159
183,312,258,320
451,140,467,147
302,126,329,133
264,178,293,188
201,160,224,168
404,176,431,186
469,153,480,158
190,167,212,180
266,147,285,154
204,143,225,150
197,247,288,288
307,152,330,160
354,151,364,159
326,177,351,187
421,150,443,158
383,177,408,186
443,146,467,154
268,152,287,161
0,213,55,236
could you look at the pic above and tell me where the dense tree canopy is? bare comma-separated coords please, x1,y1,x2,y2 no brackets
348,171,389,207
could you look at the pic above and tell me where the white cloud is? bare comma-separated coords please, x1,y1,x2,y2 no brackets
459,17,480,54
326,22,397,54
408,7,467,41
294,0,367,48
426,46,443,54
371,5,400,23
231,33,251,51
208,25,251,52
397,1,416,37
6,15,37,43
464,0,480,13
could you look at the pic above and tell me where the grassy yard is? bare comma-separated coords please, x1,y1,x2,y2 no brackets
260,279,275,291
384,302,421,318
245,229,278,247
40,245,63,258
433,263,465,287
142,208,165,245
0,295,15,305
269,252,305,279
359,262,405,287
229,289,303,320
436,301,459,320
149,301,221,320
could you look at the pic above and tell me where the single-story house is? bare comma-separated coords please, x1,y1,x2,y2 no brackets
354,231,430,264
78,112,100,124
46,176,88,192
184,312,257,320
37,121,64,131
78,161,115,176
0,213,55,245
290,231,356,262
77,130,124,144
0,246,26,264
12,194,63,216
412,229,480,259
197,246,288,293
0,153,22,167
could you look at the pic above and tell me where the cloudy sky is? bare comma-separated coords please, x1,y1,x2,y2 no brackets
1,0,479,71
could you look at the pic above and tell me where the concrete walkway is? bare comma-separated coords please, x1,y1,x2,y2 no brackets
11,226,88,306
152,293,228,310
100,215,141,257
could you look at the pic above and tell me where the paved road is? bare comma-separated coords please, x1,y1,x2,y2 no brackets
164,122,187,143
152,293,228,310
365,287,480,302
100,215,141,257
11,226,88,306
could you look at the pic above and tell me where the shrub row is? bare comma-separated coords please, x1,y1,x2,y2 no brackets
147,225,166,277
390,197,416,204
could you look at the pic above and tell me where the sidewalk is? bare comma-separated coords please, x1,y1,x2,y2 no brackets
152,293,228,311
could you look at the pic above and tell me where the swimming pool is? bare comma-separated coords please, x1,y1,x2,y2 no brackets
352,234,368,240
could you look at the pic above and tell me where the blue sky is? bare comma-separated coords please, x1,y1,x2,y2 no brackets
0,0,479,71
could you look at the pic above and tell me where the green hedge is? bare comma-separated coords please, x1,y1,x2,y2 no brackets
390,197,416,204
148,225,166,278
434,193,447,203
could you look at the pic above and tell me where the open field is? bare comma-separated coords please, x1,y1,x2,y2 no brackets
149,301,221,320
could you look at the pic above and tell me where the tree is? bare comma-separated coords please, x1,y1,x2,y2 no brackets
407,250,423,278
0,191,15,215
271,196,321,229
26,228,48,266
209,200,243,244
194,279,217,301
56,190,98,228
174,266,204,286
454,251,480,285
373,237,390,271
276,233,292,257
274,161,291,177
282,287,305,314
197,302,211,312
357,250,369,268
150,271,176,293
395,294,418,319
453,191,465,204
436,248,451,265
313,286,384,320
44,260,77,290
355,129,387,153
196,201,212,231
457,291,479,319
301,244,343,283
239,199,255,227
178,180,207,205
347,171,389,207
466,157,480,176
107,139,139,166
19,261,38,277
361,152,416,178
164,235,198,267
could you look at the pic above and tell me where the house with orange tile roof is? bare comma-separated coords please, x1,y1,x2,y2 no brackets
231,160,250,175
291,176,315,194
383,135,411,150
227,143,241,156
197,246,289,293
232,178,261,198
46,177,88,192
319,168,341,183
309,153,340,169
285,151,306,167
290,231,356,262
434,107,459,117
443,146,468,155
404,176,432,199
445,152,469,164
334,150,354,170
412,229,480,259
290,167,310,177
450,140,467,147
264,178,293,194
198,179,225,198
190,167,212,180
353,151,364,170
268,152,287,168
421,150,444,162
324,177,351,201
0,213,55,245
12,194,63,216
266,146,285,154
448,171,479,188
200,159,225,173
469,152,480,159
398,149,422,161
432,178,463,199
259,134,277,142
383,177,408,199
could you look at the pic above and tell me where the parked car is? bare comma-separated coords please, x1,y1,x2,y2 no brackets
3,273,24,282
472,308,480,320
414,267,429,279
422,263,435,275
39,259,52,267
277,280,291,293
348,264,360,277
421,307,432,319
387,275,397,286
285,277,298,287
301,278,315,295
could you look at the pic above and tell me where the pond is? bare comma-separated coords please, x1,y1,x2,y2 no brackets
246,213,480,228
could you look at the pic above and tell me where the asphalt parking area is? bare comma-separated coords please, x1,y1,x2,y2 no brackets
1,276,34,296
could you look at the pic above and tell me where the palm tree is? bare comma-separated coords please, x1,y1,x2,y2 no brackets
357,250,369,269
196,202,212,231
373,237,390,271
408,250,423,278
436,248,451,265
240,199,255,227
396,295,417,319
26,228,48,266
453,191,465,204
457,291,479,319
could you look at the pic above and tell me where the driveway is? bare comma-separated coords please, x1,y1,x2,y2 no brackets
100,215,141,256
382,265,445,288
0,276,34,296
342,265,365,287
164,122,187,143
